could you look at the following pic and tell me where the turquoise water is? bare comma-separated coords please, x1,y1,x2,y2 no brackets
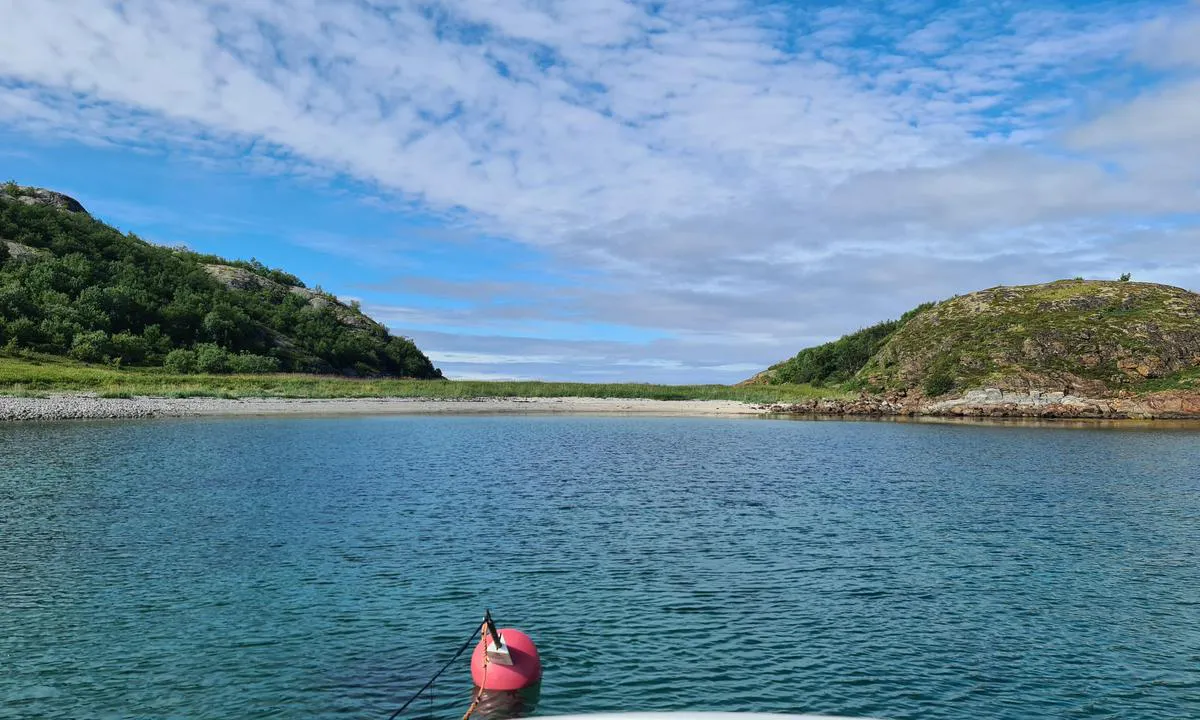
2,416,1199,720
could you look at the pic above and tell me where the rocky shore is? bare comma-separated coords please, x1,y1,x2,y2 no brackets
761,388,1200,420
5,389,1200,422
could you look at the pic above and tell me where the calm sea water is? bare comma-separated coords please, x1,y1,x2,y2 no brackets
2,416,1199,720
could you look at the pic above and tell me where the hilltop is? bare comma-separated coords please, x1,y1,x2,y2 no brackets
0,182,442,378
751,280,1200,418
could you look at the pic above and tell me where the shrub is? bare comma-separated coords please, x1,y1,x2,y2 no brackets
110,331,149,364
226,352,281,374
5,317,39,348
68,330,110,363
194,343,229,373
163,349,198,374
1119,273,1132,282
923,372,955,397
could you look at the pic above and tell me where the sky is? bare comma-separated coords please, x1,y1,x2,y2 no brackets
1,0,1199,383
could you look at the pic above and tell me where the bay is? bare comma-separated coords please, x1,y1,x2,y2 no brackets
2,416,1199,720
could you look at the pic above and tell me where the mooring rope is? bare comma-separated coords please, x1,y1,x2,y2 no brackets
385,623,482,720
459,646,490,720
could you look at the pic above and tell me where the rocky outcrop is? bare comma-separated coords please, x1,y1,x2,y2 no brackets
763,387,1200,420
1,184,88,214
759,396,907,416
202,264,379,331
2,240,44,261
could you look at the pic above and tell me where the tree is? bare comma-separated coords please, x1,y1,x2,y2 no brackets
110,331,149,364
5,317,39,348
163,349,197,374
69,330,111,363
194,343,229,373
0,240,9,267
202,304,251,348
1119,273,1132,282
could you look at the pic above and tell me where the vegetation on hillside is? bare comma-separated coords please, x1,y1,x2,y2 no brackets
756,279,1200,398
0,184,441,378
859,280,1200,396
763,303,934,386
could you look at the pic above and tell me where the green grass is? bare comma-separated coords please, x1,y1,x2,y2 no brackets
0,353,847,403
1137,366,1200,393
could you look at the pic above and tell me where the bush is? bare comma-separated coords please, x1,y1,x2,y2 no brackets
110,331,149,364
923,372,955,397
1119,273,1132,282
163,348,197,374
194,343,229,373
226,352,281,374
0,240,8,267
5,317,39,348
68,330,110,363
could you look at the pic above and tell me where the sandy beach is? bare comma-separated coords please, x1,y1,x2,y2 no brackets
0,394,770,422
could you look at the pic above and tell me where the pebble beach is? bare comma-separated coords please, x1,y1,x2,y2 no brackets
0,394,769,421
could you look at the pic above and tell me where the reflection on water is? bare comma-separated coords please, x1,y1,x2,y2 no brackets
472,684,542,720
767,413,1200,431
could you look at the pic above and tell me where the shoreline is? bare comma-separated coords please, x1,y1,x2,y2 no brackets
4,389,1200,423
0,395,772,422
763,387,1200,421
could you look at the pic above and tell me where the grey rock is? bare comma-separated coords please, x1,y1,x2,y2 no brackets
202,263,379,331
3,240,45,262
2,185,88,214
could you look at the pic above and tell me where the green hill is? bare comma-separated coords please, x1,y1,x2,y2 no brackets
0,182,441,378
752,279,1200,397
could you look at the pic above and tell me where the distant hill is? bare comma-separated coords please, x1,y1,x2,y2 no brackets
749,280,1200,397
0,182,442,378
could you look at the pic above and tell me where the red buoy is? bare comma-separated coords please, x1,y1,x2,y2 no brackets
470,627,541,691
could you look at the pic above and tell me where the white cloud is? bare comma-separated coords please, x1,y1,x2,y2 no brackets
1133,6,1200,68
1069,79,1200,156
428,351,577,365
414,329,803,384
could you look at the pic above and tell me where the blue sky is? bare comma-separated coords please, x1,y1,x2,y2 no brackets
2,0,1199,382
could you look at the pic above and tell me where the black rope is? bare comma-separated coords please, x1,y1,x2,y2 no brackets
385,623,482,720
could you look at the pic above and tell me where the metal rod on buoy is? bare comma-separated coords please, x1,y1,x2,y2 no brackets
483,610,512,666
484,610,502,648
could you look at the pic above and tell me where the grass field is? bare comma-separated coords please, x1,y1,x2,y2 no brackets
0,354,847,403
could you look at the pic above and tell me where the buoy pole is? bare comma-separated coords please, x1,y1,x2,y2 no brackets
470,610,542,692
483,610,511,665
